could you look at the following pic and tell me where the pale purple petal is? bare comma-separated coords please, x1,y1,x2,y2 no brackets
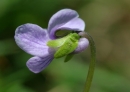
74,38,89,53
14,23,54,57
49,18,85,39
58,18,85,31
26,56,54,73
48,9,79,39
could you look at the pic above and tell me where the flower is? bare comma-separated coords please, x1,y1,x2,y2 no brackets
14,9,89,73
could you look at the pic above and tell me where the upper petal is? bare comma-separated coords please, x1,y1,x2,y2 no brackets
58,18,85,31
48,9,81,39
50,18,85,39
14,23,53,57
74,38,89,53
26,56,54,73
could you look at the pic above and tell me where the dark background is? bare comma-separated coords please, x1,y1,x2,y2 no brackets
0,0,130,92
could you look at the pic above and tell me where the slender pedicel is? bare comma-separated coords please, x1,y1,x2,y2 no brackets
79,32,96,92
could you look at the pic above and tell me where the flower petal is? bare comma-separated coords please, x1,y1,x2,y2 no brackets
26,56,54,73
48,9,80,39
74,38,89,53
49,18,85,39
14,23,53,57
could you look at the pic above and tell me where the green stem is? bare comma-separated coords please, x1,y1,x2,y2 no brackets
79,32,96,92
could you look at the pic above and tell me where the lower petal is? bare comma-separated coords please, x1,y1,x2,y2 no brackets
26,56,54,73
74,38,89,53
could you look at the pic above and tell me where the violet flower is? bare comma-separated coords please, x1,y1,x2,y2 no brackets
14,9,89,73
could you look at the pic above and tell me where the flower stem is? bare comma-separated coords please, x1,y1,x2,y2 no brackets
79,32,96,92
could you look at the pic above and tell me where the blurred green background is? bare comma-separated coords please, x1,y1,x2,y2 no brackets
0,0,130,92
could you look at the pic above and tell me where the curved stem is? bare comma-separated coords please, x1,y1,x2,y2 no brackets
79,32,96,92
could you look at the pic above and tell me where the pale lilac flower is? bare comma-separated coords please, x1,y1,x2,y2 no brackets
14,9,89,73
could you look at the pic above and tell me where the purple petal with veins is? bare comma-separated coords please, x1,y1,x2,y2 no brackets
15,23,54,57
